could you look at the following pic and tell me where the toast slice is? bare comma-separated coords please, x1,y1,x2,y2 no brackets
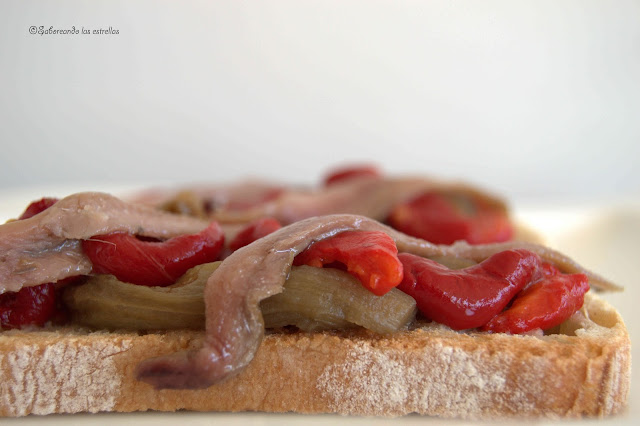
0,291,629,418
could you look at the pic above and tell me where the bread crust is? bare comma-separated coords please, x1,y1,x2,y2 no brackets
0,292,629,418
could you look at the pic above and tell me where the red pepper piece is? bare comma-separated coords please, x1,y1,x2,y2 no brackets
1,198,63,329
387,191,513,245
481,268,589,334
82,222,225,286
293,230,403,296
397,249,542,330
229,217,282,251
323,165,382,186
0,283,57,329
18,197,59,220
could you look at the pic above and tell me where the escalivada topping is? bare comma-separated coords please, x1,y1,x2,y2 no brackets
397,250,589,332
228,217,282,252
398,250,538,330
64,262,417,335
294,232,590,333
0,282,57,329
293,230,403,296
82,222,225,287
481,262,590,334
387,189,513,245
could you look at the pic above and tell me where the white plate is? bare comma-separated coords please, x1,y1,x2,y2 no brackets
1,189,638,425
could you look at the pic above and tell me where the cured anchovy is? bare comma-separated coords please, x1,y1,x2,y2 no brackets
0,192,210,294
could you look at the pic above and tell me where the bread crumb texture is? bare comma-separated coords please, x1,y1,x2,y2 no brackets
0,330,132,416
317,340,512,417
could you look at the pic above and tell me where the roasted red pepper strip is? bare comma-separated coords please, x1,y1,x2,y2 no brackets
229,217,282,251
293,230,403,296
0,283,57,329
397,250,543,330
18,197,59,220
482,266,589,334
323,165,382,186
387,191,513,245
83,222,225,287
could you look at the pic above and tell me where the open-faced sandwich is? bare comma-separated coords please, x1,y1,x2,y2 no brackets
0,177,630,418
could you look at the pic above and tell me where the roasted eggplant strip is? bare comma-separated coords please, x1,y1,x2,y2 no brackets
64,263,417,334
261,265,416,334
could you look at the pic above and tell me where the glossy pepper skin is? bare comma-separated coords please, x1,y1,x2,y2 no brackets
0,198,61,329
82,222,225,287
387,190,513,245
397,250,541,330
294,230,403,296
229,217,282,251
482,264,589,334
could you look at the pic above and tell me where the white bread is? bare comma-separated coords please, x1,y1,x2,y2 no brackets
0,291,630,419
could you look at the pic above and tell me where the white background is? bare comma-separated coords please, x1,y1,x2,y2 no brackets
0,1,639,425
0,0,638,204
